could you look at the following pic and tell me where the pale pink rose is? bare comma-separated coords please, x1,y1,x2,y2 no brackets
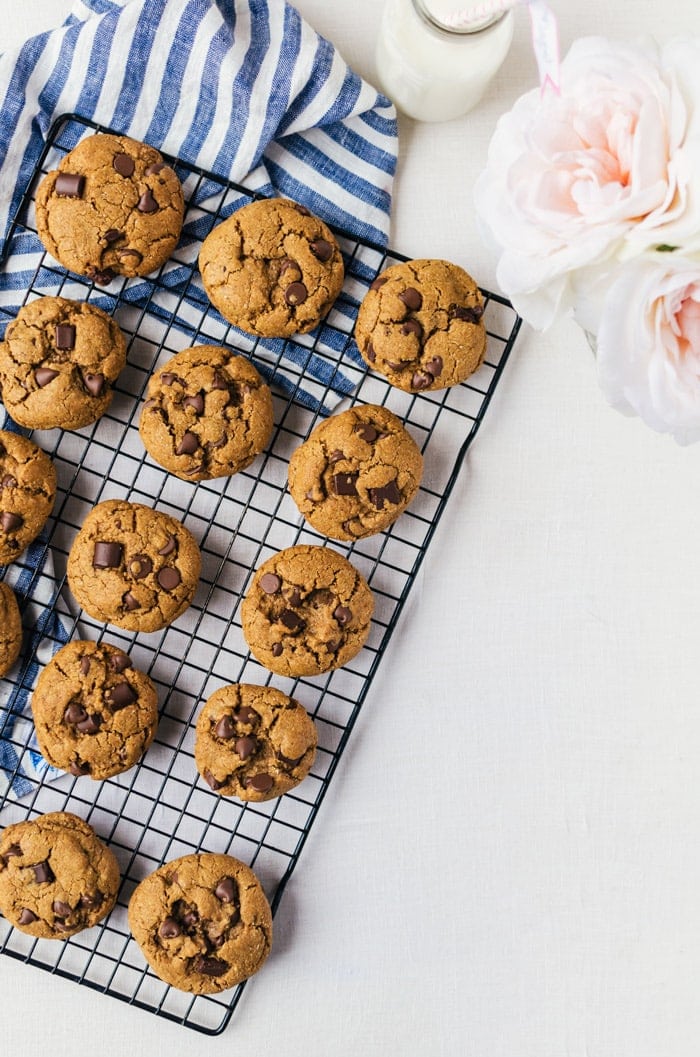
474,36,700,329
595,256,700,443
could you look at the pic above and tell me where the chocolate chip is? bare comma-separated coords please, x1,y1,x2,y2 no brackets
424,356,443,379
112,152,135,177
75,712,102,735
400,287,423,311
158,535,177,556
234,736,257,760
234,706,259,725
211,370,229,390
214,877,237,903
80,891,103,909
284,281,308,306
279,609,305,631
34,367,59,388
214,715,236,740
260,572,281,595
1,511,23,533
55,323,76,350
70,760,90,776
411,371,433,390
117,248,143,266
18,908,37,925
79,656,91,676
333,471,359,497
33,861,54,884
401,319,423,338
52,900,72,918
370,275,387,290
64,702,88,727
365,341,376,363
246,773,274,793
2,844,22,863
110,651,131,673
55,172,84,198
449,303,483,323
1,475,16,489
106,681,137,711
104,228,122,243
176,431,199,455
93,541,123,568
137,189,158,213
287,588,302,607
122,591,140,611
278,751,304,767
128,554,153,579
329,449,345,464
82,372,106,397
193,955,228,977
310,238,333,262
294,203,311,216
271,642,283,657
355,423,379,443
159,916,181,939
203,769,225,790
333,605,352,626
157,566,181,591
368,480,401,508
147,162,167,176
160,372,178,386
86,265,115,286
183,392,205,414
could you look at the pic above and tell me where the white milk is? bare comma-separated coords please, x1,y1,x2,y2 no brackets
375,0,514,122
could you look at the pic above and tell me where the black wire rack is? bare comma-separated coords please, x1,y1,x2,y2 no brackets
0,113,522,1034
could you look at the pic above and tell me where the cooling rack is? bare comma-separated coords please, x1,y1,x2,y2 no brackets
0,113,522,1034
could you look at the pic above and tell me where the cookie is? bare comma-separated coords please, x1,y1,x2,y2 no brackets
195,683,317,801
0,430,56,565
128,852,272,994
0,296,127,430
0,811,120,939
66,499,201,633
241,544,374,677
139,344,274,480
354,258,487,392
198,197,344,337
0,582,22,676
35,132,184,284
288,403,423,540
30,640,159,780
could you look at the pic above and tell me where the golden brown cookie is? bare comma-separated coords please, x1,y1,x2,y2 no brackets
355,258,487,392
0,430,56,565
241,544,374,677
30,640,159,780
138,344,274,480
0,581,22,676
0,296,127,430
195,683,317,801
128,852,272,994
66,499,201,633
35,132,184,283
288,403,423,540
198,197,344,337
0,811,120,939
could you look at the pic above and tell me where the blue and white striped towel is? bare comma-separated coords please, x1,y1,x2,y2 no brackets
0,0,398,800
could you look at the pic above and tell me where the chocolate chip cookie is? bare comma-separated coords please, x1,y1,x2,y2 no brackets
0,581,22,676
195,683,317,801
128,852,273,994
241,544,374,677
35,132,184,284
288,403,423,540
0,430,56,565
66,499,201,632
198,197,344,337
30,640,159,780
139,344,274,480
0,296,127,430
355,258,487,392
0,811,120,939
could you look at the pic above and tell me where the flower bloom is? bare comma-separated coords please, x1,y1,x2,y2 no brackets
595,255,700,443
474,36,700,330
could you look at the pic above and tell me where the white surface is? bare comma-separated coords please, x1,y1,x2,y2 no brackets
2,3,700,1056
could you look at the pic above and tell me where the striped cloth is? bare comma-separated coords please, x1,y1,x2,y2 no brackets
0,0,398,799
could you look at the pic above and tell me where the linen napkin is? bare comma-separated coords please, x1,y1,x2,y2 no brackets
0,0,398,799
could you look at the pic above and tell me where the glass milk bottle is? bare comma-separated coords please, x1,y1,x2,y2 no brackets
375,0,514,122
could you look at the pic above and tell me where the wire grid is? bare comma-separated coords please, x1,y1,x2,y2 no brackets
0,114,522,1034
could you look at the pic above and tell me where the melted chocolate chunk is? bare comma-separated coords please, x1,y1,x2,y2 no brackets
271,642,283,657
399,287,423,311
279,609,305,632
193,955,228,977
355,423,379,443
52,900,72,918
93,541,123,568
86,265,115,286
64,702,88,727
122,591,140,611
159,916,181,939
333,471,359,497
370,275,387,291
104,228,122,243
79,656,91,676
1,475,16,489
145,163,166,176
449,303,483,323
234,706,259,725
401,318,423,339
411,371,433,390
33,860,54,884
203,768,226,790
75,712,102,735
55,172,84,198
183,392,205,415
368,480,402,509
246,773,274,793
110,651,131,673
34,367,59,388
117,248,143,266
365,340,376,363
1,511,24,533
55,323,76,350
70,760,90,776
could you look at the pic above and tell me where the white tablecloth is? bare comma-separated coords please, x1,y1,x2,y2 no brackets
2,3,699,1056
